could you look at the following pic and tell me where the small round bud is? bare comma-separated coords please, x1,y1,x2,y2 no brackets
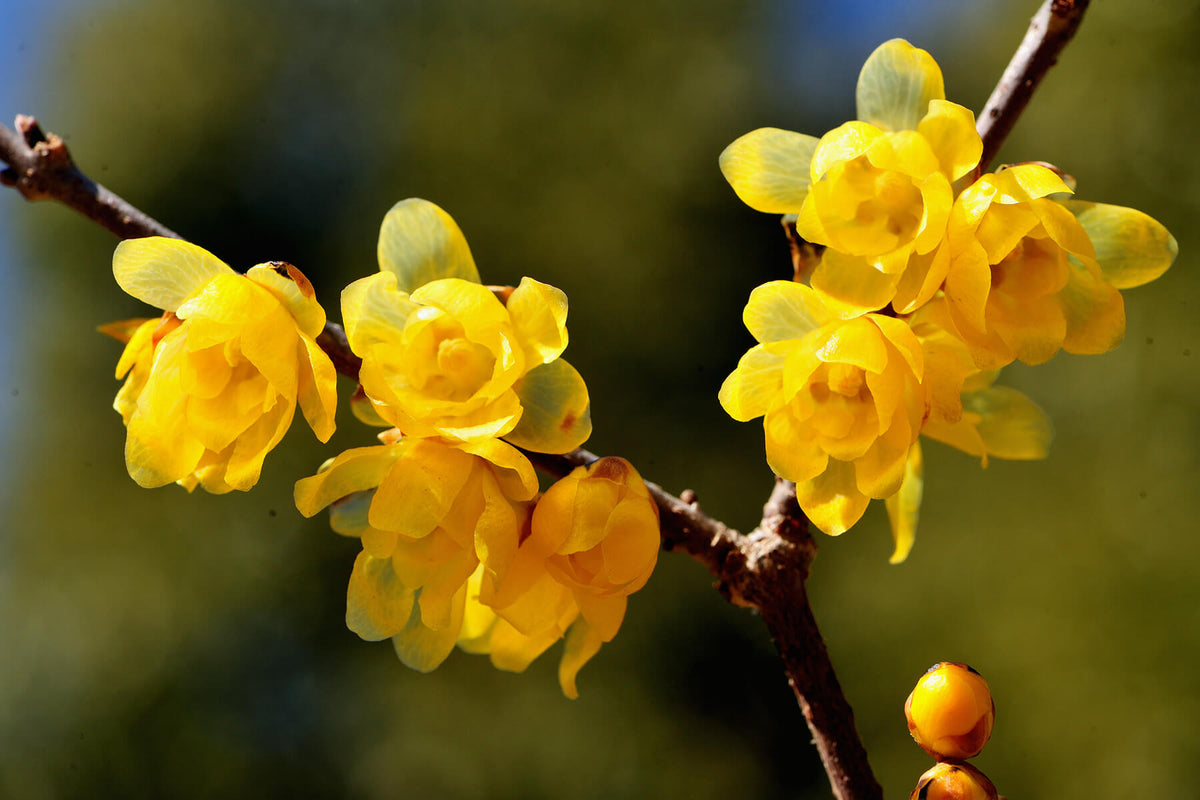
909,762,998,800
904,662,995,759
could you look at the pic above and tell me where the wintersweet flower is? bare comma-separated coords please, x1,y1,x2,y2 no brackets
719,281,925,537
476,456,660,697
293,433,539,672
106,238,337,493
720,39,981,315
342,198,591,452
941,164,1177,368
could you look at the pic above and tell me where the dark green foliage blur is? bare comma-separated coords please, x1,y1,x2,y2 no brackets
1,1,1197,797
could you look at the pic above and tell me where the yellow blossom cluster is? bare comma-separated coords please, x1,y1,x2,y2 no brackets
718,39,1176,558
104,200,660,695
293,199,659,697
104,239,338,493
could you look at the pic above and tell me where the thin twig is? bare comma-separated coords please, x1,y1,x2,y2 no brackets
975,0,1091,175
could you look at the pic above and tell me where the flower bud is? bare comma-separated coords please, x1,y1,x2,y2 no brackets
909,762,998,800
905,661,994,759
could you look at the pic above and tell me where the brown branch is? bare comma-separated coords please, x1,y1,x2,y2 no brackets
975,0,1091,175
0,114,360,379
528,452,881,799
1,115,181,240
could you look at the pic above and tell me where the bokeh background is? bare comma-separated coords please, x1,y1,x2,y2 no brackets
2,1,1197,798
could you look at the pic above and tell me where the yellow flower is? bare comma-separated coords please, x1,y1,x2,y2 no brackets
941,164,1177,368
474,457,660,697
720,39,980,316
293,433,539,672
719,281,924,536
342,199,591,452
107,238,337,493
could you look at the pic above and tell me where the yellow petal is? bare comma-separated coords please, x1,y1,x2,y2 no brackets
809,121,880,180
369,440,476,538
456,438,539,501
340,271,419,355
507,276,569,365
293,444,403,517
810,250,899,318
1063,200,1178,289
346,551,416,641
377,198,481,292
814,317,888,373
794,459,871,536
295,334,338,442
391,583,466,672
113,237,234,313
916,99,981,182
719,127,820,213
855,39,945,133
245,263,327,338
884,441,923,564
487,615,569,674
743,280,830,343
718,344,786,422
558,617,604,699
1060,262,1126,356
764,407,829,484
505,359,592,454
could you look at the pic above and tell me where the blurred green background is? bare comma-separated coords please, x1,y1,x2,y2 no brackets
1,1,1197,797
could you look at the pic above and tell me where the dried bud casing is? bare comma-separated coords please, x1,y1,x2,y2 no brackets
909,762,998,800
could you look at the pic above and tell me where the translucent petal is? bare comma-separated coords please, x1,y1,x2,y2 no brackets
884,441,923,564
814,317,888,373
340,271,418,355
718,344,785,422
1063,200,1178,289
369,440,476,538
245,263,326,338
924,385,1052,465
507,277,569,365
488,615,568,674
719,128,820,213
764,407,829,484
295,334,338,442
222,401,294,491
810,250,898,318
113,237,234,313
377,198,480,292
916,100,981,182
346,551,415,641
409,278,510,330
456,438,539,501
855,39,945,133
993,164,1072,204
293,445,402,518
871,315,924,377
558,618,604,699
391,584,466,673
743,280,830,343
794,459,871,536
809,121,880,180
505,359,592,454
1060,262,1125,356
854,413,915,498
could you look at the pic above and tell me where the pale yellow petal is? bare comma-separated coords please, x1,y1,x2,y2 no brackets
718,344,785,422
505,359,592,454
391,583,466,673
1063,200,1178,289
293,445,403,517
346,551,416,641
743,280,831,343
113,237,234,313
377,198,481,292
916,99,981,182
884,441,923,564
245,263,327,338
856,39,945,132
719,127,820,213
794,459,871,536
507,276,569,365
